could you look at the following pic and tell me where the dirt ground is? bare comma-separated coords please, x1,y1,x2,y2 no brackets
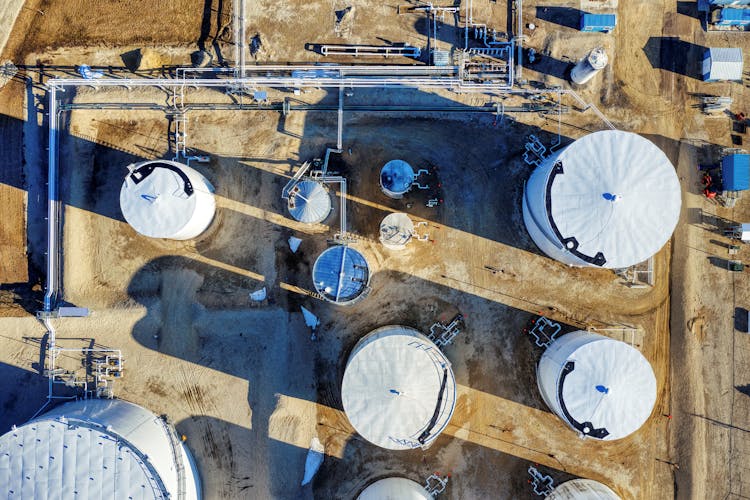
1,0,750,499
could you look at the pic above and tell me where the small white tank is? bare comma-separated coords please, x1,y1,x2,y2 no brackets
547,479,621,500
287,180,332,224
570,47,608,85
358,477,431,500
380,160,415,198
120,160,216,240
379,212,415,250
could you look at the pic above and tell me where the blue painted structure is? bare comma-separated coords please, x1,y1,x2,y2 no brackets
722,154,750,191
709,0,750,5
312,245,370,304
580,13,617,32
717,7,750,26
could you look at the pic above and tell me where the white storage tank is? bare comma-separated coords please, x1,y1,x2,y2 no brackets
523,130,681,269
358,477,431,500
120,160,216,240
537,331,657,440
287,180,333,224
379,212,415,249
312,245,370,305
0,399,201,499
380,160,415,198
547,478,621,500
570,47,608,85
341,325,456,450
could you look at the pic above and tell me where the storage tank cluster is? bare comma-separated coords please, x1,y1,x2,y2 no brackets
107,128,673,498
0,399,201,499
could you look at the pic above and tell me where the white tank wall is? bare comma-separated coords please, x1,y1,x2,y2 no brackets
547,479,621,500
523,151,587,267
537,331,599,411
169,165,216,240
40,399,201,500
570,59,601,85
357,477,432,500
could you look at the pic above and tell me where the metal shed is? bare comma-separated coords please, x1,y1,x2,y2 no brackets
716,7,750,27
722,154,750,190
703,48,744,81
580,13,617,32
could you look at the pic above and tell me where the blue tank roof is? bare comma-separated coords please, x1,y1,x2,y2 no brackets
380,160,415,196
312,246,369,304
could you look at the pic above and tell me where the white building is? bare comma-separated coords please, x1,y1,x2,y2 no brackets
120,160,216,240
523,130,681,269
341,326,456,450
0,399,201,499
537,331,657,440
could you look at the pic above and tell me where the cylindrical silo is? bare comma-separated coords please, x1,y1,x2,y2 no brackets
312,245,370,305
570,47,608,85
522,130,681,269
358,477,431,500
380,160,415,198
288,180,333,224
0,399,202,499
537,331,657,440
120,160,216,240
379,212,415,250
341,325,457,450
547,478,621,500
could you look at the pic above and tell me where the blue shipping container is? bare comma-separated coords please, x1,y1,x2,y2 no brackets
580,13,617,32
709,0,750,5
722,154,750,191
718,7,750,26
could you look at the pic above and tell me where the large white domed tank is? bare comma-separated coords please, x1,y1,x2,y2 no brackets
547,478,621,499
522,130,681,269
357,477,431,500
537,331,657,440
341,325,456,450
120,160,216,240
0,399,201,499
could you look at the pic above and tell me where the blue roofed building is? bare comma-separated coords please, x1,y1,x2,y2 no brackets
722,154,750,191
